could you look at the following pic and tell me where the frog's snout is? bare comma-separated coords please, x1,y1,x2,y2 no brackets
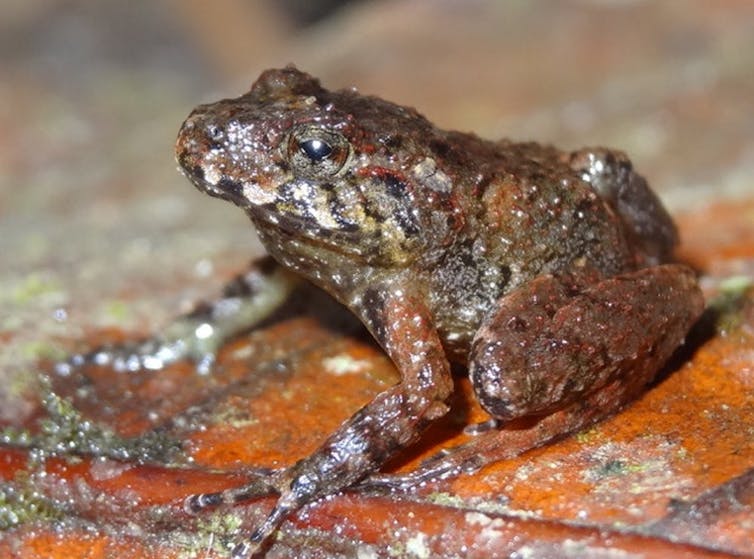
175,112,224,197
175,119,204,183
175,110,264,210
176,110,210,163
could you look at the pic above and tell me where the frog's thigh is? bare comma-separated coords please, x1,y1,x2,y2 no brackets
469,264,703,421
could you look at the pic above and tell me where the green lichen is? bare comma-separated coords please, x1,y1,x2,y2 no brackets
3,367,37,403
574,425,603,444
719,275,753,294
9,274,63,306
425,491,466,508
4,376,184,466
173,510,245,558
707,277,753,335
591,458,646,478
19,339,68,363
0,473,65,530
404,532,431,559
386,540,407,558
103,299,131,323
208,401,259,430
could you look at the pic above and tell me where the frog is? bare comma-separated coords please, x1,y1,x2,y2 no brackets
56,67,704,557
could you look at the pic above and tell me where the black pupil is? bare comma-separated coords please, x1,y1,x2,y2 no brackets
300,138,332,162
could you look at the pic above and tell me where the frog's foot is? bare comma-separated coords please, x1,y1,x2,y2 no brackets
463,417,499,435
566,147,679,265
53,332,213,377
53,258,299,377
183,472,283,558
183,463,310,558
183,469,279,515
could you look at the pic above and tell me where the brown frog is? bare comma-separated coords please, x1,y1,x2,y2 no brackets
60,67,705,557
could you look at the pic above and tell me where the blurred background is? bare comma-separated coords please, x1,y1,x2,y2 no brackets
1,0,753,384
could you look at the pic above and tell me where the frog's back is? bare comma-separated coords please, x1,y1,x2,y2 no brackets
425,138,638,360
473,141,636,286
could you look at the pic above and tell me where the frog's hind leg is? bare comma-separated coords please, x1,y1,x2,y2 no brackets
361,378,648,492
469,264,702,422
362,264,703,492
54,256,300,377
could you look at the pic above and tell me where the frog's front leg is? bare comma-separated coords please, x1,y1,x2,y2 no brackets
55,256,300,377
189,285,453,558
365,264,704,490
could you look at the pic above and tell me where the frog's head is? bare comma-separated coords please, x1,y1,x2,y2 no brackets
176,67,461,267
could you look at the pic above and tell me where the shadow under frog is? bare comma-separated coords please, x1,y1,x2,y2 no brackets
52,67,705,557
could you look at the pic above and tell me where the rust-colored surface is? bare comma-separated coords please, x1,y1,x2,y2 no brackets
2,2,754,558
1,199,753,557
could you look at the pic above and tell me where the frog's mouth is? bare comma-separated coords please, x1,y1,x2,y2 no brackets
211,181,255,209
181,162,376,260
179,162,248,207
248,203,371,260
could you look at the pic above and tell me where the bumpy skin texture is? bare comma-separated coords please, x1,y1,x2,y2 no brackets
172,67,704,556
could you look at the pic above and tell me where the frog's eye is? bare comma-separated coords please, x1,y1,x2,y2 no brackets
299,138,332,161
287,125,350,180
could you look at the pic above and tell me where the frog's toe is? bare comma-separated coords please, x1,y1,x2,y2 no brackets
183,491,225,513
359,450,484,493
184,468,279,515
230,541,254,559
463,418,499,435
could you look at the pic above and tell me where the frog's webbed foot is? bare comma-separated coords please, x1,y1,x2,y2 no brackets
566,147,679,265
53,258,299,377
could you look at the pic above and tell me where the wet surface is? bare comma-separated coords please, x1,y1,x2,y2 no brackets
1,1,753,557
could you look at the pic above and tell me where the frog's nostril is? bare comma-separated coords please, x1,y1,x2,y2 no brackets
206,124,224,142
